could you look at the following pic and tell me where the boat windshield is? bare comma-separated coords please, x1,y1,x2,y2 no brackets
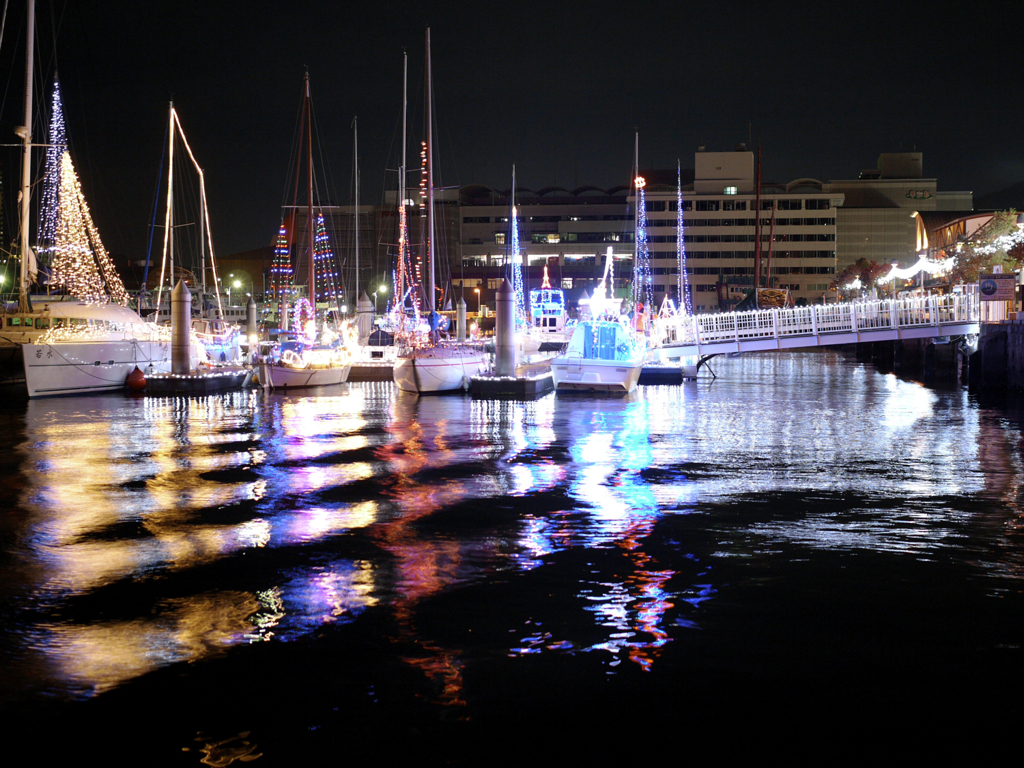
569,321,638,362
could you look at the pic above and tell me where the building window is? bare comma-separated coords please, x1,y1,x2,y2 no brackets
561,278,573,289
495,233,505,245
696,200,720,212
724,186,737,195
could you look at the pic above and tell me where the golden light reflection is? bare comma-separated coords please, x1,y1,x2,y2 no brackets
47,591,261,695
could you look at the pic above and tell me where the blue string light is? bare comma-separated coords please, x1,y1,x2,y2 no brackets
677,165,692,315
508,205,528,331
37,80,66,259
633,177,654,317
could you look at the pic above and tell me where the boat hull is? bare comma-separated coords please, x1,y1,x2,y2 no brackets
259,362,350,389
394,347,487,394
551,358,643,394
23,338,180,398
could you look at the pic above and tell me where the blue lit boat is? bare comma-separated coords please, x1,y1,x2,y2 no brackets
550,320,645,394
527,285,573,348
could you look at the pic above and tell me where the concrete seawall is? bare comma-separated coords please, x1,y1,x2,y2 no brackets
968,319,1024,392
855,336,965,381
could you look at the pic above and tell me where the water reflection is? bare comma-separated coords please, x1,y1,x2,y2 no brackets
4,352,1023,706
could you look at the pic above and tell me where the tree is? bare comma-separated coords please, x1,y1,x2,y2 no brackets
950,210,1022,283
830,258,889,292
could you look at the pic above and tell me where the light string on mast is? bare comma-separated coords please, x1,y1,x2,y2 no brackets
509,203,528,331
37,79,66,261
633,176,654,315
677,162,692,315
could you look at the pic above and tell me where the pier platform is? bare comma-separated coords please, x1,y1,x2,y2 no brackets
144,367,252,395
470,371,553,399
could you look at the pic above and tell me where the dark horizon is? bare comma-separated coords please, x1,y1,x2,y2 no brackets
1,0,1021,261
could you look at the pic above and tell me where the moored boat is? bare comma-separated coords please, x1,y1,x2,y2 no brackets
22,302,206,397
551,319,645,394
393,30,487,394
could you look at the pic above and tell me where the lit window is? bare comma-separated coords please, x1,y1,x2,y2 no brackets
724,186,738,195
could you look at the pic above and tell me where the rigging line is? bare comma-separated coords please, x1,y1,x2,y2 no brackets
279,78,305,213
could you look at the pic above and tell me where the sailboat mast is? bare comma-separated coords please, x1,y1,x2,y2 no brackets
155,103,177,315
354,116,359,304
425,27,435,314
306,73,314,303
397,50,407,319
17,0,36,313
199,166,207,298
402,51,407,194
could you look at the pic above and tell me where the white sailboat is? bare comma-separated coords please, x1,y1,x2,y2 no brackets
148,103,241,364
0,19,112,380
260,73,352,389
18,10,206,398
393,29,486,394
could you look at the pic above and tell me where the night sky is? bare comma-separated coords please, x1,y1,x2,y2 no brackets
2,0,1021,260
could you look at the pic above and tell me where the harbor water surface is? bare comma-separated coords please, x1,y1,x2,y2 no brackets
1,350,1021,764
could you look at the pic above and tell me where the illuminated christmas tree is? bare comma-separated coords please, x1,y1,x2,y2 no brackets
312,212,341,304
51,151,129,305
269,221,293,303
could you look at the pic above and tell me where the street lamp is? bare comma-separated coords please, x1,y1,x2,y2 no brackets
373,283,387,313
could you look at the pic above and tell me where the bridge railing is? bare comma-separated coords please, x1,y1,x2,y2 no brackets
681,290,979,349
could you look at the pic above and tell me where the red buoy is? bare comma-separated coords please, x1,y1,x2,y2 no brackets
126,366,147,392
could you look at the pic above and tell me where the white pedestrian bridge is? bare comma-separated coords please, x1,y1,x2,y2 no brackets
654,290,980,361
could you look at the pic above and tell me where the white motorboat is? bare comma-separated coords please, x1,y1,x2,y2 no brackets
551,320,645,394
527,282,573,349
22,302,206,397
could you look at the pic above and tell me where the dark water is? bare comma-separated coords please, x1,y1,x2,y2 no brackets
1,350,1021,764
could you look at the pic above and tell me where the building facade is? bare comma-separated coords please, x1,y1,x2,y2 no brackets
823,153,972,272
644,149,844,311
